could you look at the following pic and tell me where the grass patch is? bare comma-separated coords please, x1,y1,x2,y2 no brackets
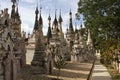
107,65,120,80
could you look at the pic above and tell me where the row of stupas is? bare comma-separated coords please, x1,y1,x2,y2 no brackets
26,3,94,74
0,0,94,79
0,0,27,80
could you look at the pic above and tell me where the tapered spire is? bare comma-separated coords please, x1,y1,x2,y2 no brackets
53,9,58,27
11,1,16,18
58,9,63,23
47,14,52,43
39,7,43,25
51,9,60,40
48,12,51,27
15,3,21,23
58,10,64,39
15,7,19,18
31,1,46,69
52,9,59,33
68,9,74,34
69,9,72,18
48,13,51,26
34,5,39,30
35,5,39,15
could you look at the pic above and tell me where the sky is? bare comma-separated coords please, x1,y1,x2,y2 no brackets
0,0,83,35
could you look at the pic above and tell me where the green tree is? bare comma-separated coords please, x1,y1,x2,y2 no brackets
54,55,66,80
76,0,120,64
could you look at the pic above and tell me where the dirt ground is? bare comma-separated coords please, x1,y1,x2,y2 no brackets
18,61,93,80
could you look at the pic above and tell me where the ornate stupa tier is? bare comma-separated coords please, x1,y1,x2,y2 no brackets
31,38,46,74
31,37,45,66
31,5,46,73
51,10,59,40
66,10,75,45
31,50,45,66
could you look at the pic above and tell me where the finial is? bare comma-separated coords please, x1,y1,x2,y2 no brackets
59,9,63,23
36,0,38,10
53,8,58,26
48,9,51,21
11,0,16,4
55,9,57,18
39,0,41,7
49,9,51,16
16,0,19,6
39,6,43,25
40,7,42,14
37,0,38,7
15,6,20,18
35,0,39,14
39,0,42,14
16,0,19,13
69,8,72,15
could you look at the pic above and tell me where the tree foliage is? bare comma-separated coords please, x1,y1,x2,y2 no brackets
54,55,66,80
76,0,120,64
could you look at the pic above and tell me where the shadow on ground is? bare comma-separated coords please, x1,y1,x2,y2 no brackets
19,61,93,80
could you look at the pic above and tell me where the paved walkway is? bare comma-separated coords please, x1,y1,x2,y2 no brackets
91,59,112,80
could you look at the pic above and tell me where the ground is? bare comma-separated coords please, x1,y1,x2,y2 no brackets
18,61,93,80
91,59,112,80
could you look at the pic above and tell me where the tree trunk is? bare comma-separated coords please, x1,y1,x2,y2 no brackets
57,69,60,80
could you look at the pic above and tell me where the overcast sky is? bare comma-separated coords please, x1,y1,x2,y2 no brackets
0,0,83,35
